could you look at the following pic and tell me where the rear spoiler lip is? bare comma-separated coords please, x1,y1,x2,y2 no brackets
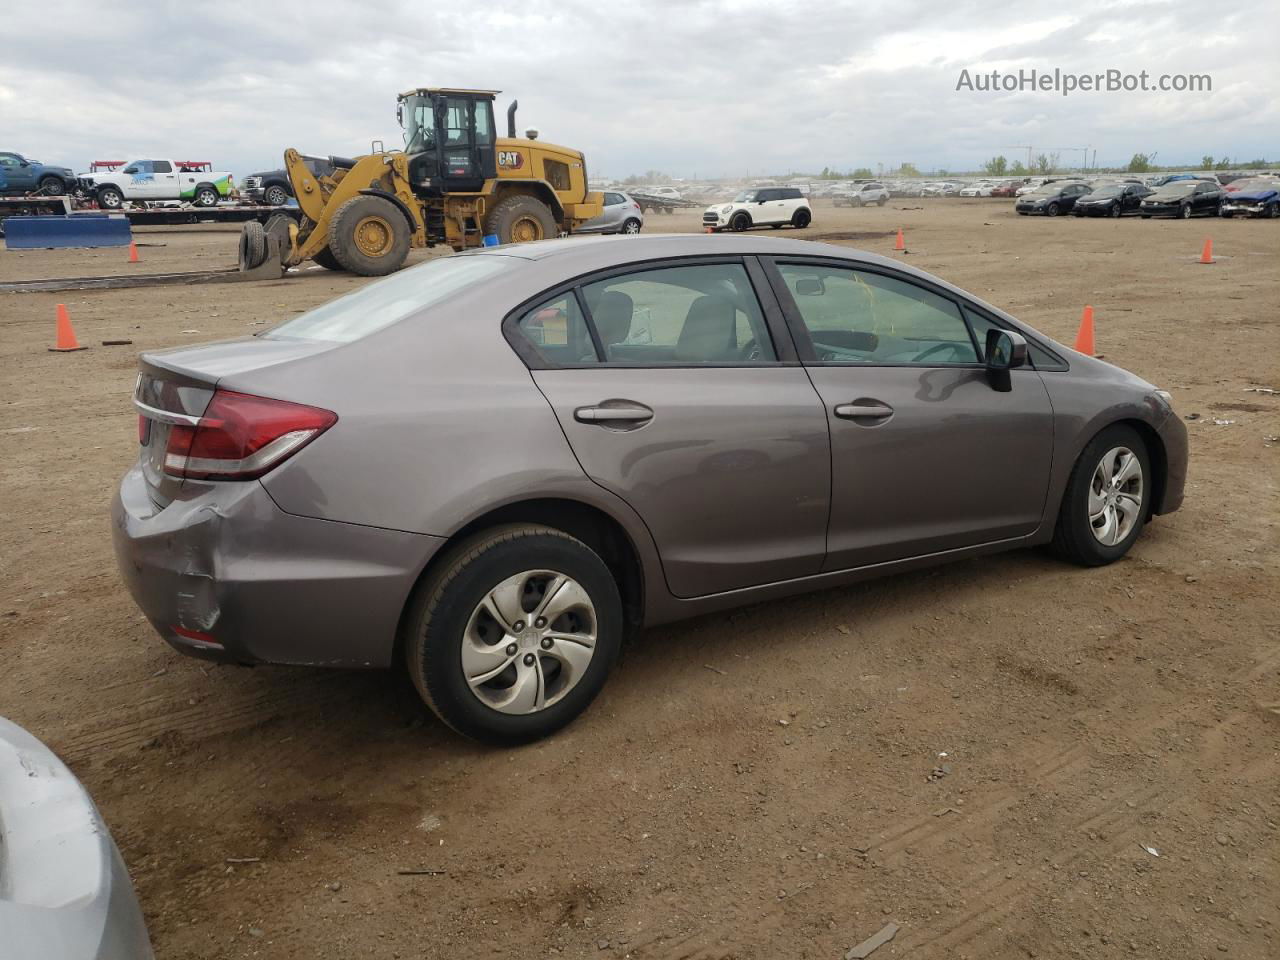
138,352,222,391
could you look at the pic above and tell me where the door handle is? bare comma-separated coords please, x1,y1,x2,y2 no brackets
834,402,894,420
574,402,654,424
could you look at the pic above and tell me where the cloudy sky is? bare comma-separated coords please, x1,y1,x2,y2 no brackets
3,0,1275,180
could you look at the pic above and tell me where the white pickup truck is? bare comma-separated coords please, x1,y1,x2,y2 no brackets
79,159,234,209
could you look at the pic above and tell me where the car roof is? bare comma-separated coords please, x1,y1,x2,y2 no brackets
455,233,926,279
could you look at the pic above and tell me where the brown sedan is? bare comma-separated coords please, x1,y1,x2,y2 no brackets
113,235,1187,743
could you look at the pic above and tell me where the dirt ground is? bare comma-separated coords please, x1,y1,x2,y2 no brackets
1,200,1277,960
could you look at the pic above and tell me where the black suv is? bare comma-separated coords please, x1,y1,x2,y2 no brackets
241,155,335,206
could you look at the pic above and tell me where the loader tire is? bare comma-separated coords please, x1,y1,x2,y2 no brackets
328,195,411,276
485,194,557,244
238,221,267,269
312,245,342,270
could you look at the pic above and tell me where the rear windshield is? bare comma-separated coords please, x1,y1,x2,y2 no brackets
265,254,518,342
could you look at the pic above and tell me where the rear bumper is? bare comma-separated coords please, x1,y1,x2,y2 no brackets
110,464,444,668
0,717,154,960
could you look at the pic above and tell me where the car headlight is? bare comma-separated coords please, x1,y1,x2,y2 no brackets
720,205,732,213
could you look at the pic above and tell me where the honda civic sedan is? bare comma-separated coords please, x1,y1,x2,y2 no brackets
112,235,1187,743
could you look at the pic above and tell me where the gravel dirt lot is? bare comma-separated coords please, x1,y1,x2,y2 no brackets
1,201,1277,960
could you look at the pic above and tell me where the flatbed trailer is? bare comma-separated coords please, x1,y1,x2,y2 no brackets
0,198,298,234
629,191,701,214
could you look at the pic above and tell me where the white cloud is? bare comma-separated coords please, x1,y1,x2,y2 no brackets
2,0,1275,180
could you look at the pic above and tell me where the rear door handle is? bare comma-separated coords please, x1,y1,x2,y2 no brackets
574,402,654,424
834,402,894,420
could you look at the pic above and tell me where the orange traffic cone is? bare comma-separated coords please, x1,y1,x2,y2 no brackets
1199,237,1214,264
128,241,140,263
49,303,87,352
1074,305,1095,356
894,228,905,251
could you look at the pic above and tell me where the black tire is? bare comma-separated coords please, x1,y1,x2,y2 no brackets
192,183,220,207
1046,202,1060,217
311,245,342,270
97,185,124,209
1179,203,1191,220
1110,203,1121,218
730,212,751,232
37,176,65,196
621,218,642,235
238,221,266,269
403,524,623,744
485,194,557,244
877,197,887,206
328,194,411,276
1141,214,1151,219
1050,424,1151,567
791,207,812,228
262,183,290,206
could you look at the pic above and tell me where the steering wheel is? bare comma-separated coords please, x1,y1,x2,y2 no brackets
912,342,971,364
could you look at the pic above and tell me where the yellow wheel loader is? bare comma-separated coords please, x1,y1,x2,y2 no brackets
241,88,604,276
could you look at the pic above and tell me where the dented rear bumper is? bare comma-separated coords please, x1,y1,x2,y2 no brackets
110,464,443,668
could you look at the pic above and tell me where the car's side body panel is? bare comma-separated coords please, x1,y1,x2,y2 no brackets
532,367,831,597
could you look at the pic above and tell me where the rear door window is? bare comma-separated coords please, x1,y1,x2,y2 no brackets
581,262,777,364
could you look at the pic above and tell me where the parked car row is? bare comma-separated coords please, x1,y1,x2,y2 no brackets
1011,174,1280,219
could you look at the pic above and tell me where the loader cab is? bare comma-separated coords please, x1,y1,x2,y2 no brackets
399,87,497,194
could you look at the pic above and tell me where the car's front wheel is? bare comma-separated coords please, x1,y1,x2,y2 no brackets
404,525,623,744
1179,203,1192,219
263,183,289,206
1050,425,1151,566
731,212,751,231
37,176,65,196
1046,202,1060,217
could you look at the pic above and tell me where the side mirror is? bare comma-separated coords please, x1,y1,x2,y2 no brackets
985,329,1028,370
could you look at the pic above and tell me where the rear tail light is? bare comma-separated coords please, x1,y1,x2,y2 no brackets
162,389,336,480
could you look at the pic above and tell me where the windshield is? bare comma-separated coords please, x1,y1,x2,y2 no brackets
1088,185,1124,197
1158,182,1198,196
1028,185,1060,196
265,254,518,343
401,95,437,153
733,190,759,202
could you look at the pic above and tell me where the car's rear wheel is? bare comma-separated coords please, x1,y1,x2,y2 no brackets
621,218,642,234
791,207,811,228
192,184,220,207
404,525,623,744
877,197,887,206
1050,425,1150,567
